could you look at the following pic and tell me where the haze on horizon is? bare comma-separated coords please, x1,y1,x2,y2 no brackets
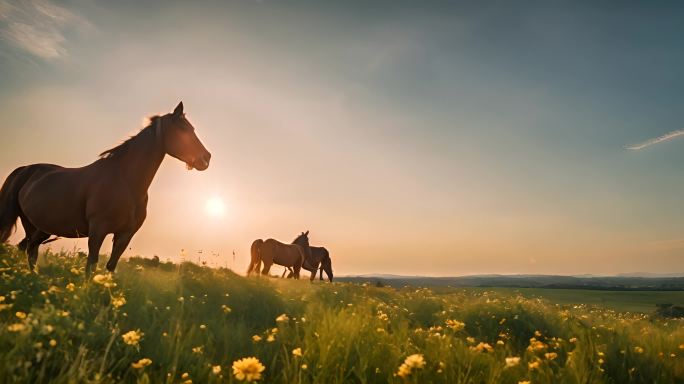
1,0,683,277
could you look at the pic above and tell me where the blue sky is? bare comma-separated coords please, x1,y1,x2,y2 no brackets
1,0,683,275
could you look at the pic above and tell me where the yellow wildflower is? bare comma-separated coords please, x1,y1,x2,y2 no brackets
505,357,521,367
545,352,558,360
396,354,425,378
70,267,81,275
222,305,232,313
292,348,302,357
8,323,26,332
192,346,203,354
131,358,152,369
445,319,465,331
212,365,222,375
232,357,266,382
634,346,644,354
275,314,289,323
49,339,57,347
66,283,76,292
252,335,262,342
528,360,540,370
122,329,143,346
111,296,126,308
92,273,116,288
15,311,26,319
470,342,494,353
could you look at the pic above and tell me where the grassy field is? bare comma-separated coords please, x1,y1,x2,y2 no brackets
477,288,684,314
1,245,684,383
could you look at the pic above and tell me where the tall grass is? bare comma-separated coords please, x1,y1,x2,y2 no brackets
0,244,683,383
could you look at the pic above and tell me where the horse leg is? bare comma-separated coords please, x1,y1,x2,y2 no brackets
106,232,134,272
86,231,106,279
16,216,37,253
261,260,273,277
26,230,49,271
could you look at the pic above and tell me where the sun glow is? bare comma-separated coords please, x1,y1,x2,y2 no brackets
205,197,226,218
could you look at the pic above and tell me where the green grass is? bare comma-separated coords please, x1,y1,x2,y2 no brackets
477,288,684,313
1,244,684,383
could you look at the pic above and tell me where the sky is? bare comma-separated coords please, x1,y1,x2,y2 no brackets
1,0,683,276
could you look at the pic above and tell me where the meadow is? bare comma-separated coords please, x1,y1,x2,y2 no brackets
1,244,683,384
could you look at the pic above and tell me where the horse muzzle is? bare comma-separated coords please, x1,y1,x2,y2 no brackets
189,153,211,171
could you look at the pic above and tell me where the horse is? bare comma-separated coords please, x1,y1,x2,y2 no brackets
281,246,333,282
0,102,211,277
247,231,311,279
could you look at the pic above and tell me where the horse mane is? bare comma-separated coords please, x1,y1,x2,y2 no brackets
99,115,161,159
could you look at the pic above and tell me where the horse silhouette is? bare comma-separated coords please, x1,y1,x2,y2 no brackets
248,231,311,279
281,246,333,282
0,102,211,277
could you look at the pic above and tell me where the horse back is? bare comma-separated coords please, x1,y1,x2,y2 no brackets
263,238,304,267
18,161,134,237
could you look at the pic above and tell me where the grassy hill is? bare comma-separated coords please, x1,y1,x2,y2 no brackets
1,245,684,383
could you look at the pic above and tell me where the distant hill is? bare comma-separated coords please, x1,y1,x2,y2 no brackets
337,274,684,291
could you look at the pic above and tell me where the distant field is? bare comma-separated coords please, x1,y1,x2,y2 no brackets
475,288,684,314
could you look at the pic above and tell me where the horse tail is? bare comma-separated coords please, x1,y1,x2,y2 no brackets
0,166,30,243
248,239,263,275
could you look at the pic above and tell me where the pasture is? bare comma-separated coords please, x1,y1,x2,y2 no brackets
1,245,683,383
475,288,684,314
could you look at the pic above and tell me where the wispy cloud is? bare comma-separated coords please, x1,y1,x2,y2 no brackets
0,0,91,60
625,129,684,150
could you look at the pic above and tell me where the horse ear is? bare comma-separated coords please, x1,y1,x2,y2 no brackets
304,230,309,236
173,101,184,116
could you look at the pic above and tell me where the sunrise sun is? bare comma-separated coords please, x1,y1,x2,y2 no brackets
205,197,226,218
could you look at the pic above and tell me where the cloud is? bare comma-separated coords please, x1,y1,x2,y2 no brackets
625,129,684,150
0,0,91,60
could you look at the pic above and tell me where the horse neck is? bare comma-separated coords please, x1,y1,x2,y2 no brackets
113,129,165,196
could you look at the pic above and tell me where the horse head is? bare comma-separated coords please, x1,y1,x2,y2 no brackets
292,230,310,249
159,102,211,171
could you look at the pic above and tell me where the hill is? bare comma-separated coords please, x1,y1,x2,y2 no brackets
0,245,683,383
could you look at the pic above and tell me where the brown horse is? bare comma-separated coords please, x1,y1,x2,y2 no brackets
0,102,211,277
282,246,333,282
248,231,310,279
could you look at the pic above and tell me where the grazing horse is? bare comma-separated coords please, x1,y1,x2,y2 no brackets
247,231,310,279
282,246,333,282
0,102,211,277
